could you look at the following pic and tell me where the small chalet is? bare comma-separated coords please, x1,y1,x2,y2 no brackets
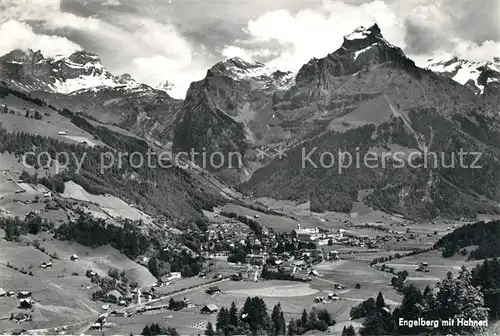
205,286,221,295
40,261,52,269
19,298,33,309
13,313,31,323
200,304,218,314
90,322,102,331
70,254,79,261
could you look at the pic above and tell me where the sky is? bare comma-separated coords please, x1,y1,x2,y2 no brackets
0,0,499,99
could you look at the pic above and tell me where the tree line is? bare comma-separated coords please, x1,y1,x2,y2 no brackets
434,220,500,259
0,122,221,225
55,212,150,258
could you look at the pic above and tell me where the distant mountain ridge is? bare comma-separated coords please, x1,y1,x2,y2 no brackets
423,55,500,101
1,24,499,219
0,49,140,93
0,49,181,143
241,24,500,219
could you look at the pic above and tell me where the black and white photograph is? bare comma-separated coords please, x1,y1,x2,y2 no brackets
0,0,499,335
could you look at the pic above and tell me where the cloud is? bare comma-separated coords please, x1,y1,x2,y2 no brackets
221,0,499,73
0,20,82,57
403,1,500,63
221,46,253,61
0,0,208,99
222,1,405,71
451,39,500,62
130,55,208,99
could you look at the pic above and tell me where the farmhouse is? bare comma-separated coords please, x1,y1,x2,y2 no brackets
124,293,135,302
416,261,429,272
184,298,195,308
327,293,338,300
246,254,267,265
162,272,181,281
107,290,123,303
19,298,33,309
70,254,79,261
200,304,218,314
13,313,31,323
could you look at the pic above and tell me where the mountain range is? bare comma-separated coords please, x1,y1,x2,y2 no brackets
1,23,499,220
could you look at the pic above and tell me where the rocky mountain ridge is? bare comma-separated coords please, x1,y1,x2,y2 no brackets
0,49,140,93
0,49,182,143
423,55,500,108
239,24,500,218
1,24,499,219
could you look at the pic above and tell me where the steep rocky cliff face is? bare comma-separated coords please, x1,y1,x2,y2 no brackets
173,57,295,180
0,49,138,92
241,24,500,219
173,24,495,183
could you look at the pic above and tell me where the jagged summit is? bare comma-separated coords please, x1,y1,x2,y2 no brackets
204,56,295,89
0,48,140,94
343,24,380,41
226,56,264,70
296,23,414,84
341,23,396,52
65,50,101,65
208,57,265,76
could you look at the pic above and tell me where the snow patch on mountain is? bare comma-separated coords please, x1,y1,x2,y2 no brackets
354,43,377,59
222,57,296,90
424,56,500,94
0,49,142,95
344,26,371,41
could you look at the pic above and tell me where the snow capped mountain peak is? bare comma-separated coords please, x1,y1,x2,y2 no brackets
344,25,372,41
341,23,396,53
343,24,381,41
207,57,296,90
424,55,500,94
0,48,141,94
